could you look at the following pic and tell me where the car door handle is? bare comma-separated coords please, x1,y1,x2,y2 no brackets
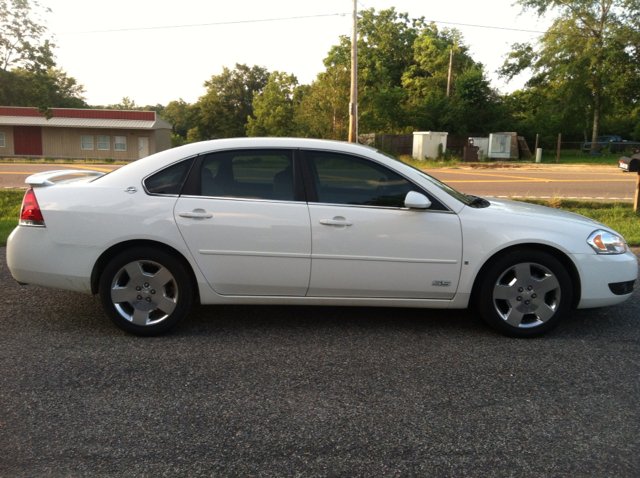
179,211,213,219
319,218,353,226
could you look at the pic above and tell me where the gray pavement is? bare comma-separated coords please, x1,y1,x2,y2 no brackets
426,166,638,201
0,163,120,188
2,163,638,201
1,247,639,477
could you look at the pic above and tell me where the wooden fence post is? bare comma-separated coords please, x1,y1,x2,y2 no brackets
556,134,562,163
635,171,639,212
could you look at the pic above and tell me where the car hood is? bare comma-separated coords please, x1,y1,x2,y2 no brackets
481,197,604,228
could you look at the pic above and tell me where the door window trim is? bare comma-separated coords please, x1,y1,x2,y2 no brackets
299,148,451,212
180,148,306,203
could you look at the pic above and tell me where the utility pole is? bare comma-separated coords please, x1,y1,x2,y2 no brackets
348,0,358,143
446,48,453,97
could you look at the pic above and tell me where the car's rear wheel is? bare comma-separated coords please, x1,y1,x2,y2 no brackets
99,247,194,336
477,250,573,338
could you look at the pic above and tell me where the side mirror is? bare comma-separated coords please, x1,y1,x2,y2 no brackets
404,191,432,209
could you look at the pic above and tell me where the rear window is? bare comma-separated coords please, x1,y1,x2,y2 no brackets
144,158,195,195
199,150,295,201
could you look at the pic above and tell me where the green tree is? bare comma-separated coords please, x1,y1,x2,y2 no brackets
189,63,269,140
402,25,488,134
295,70,349,140
101,98,165,115
500,0,640,150
323,8,422,134
160,99,197,143
246,71,298,137
309,9,503,137
0,0,54,72
0,66,86,109
46,68,85,107
447,67,510,135
107,96,138,110
0,0,86,111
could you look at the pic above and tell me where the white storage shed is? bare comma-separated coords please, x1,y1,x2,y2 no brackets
412,132,448,160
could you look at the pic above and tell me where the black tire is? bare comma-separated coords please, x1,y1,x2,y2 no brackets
99,247,195,336
477,250,573,338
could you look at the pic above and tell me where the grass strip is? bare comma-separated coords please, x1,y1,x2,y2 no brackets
1,190,638,246
397,153,625,168
1,190,24,245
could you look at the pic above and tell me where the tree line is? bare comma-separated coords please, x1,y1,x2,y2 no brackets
2,0,640,150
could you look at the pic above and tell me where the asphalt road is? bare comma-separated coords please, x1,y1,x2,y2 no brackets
1,247,639,477
1,163,637,201
0,163,120,188
425,166,638,201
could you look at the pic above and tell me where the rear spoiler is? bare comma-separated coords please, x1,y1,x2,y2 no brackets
25,170,106,187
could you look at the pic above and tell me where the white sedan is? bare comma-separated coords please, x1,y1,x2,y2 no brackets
7,138,638,337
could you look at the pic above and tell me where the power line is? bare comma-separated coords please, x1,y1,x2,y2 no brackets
423,19,588,38
352,4,575,38
58,11,587,39
60,13,349,35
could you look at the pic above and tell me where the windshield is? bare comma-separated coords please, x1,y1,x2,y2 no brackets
376,150,474,206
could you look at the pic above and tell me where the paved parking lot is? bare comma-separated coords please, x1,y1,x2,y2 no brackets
1,247,639,477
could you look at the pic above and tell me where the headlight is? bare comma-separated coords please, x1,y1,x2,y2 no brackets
587,230,628,254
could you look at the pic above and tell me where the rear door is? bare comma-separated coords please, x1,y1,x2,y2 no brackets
174,149,311,296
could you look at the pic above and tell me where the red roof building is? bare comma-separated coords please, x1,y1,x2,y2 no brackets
0,107,172,159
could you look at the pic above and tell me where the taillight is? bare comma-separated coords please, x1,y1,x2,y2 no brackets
19,188,45,226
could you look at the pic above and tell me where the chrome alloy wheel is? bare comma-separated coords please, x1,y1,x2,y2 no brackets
492,262,561,328
110,260,178,326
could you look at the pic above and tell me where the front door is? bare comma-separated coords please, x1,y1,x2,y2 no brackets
138,137,149,158
303,150,463,299
175,149,311,296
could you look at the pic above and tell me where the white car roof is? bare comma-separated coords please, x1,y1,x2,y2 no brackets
155,137,380,163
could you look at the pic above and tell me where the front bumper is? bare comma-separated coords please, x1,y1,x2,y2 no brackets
571,251,638,309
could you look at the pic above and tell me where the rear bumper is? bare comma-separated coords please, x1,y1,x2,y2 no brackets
7,226,100,294
571,251,638,309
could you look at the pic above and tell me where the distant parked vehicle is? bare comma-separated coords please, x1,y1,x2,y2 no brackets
619,152,640,172
582,135,640,153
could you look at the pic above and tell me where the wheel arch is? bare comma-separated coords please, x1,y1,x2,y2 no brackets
90,240,200,303
470,243,582,309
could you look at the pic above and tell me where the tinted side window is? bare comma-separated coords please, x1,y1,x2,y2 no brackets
144,158,194,195
200,150,295,201
307,152,415,207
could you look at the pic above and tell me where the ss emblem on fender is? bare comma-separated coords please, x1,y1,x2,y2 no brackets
432,280,451,287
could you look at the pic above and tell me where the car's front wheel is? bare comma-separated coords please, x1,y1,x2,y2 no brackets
99,247,195,336
477,250,573,338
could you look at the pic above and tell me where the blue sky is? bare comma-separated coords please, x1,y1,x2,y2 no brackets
45,0,553,106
